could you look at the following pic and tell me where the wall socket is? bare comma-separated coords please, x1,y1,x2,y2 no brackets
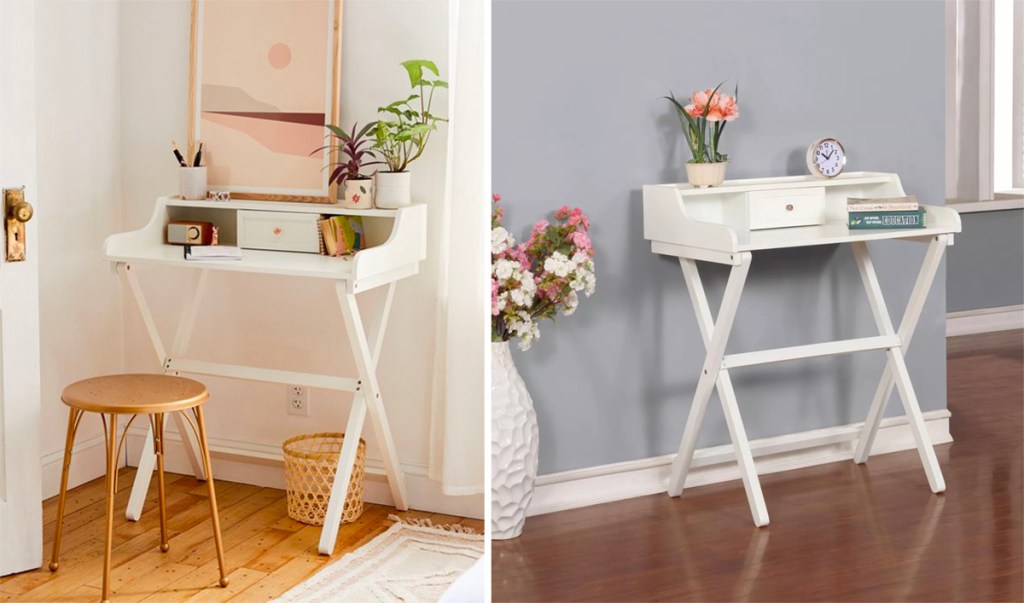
287,385,309,416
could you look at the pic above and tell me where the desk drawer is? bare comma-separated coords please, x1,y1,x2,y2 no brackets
747,187,826,230
238,210,321,253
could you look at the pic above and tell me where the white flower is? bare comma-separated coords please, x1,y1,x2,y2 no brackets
493,258,518,280
562,290,579,315
583,272,596,296
510,287,533,307
543,251,572,278
491,227,512,255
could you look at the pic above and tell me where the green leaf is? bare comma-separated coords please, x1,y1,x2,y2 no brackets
401,59,439,87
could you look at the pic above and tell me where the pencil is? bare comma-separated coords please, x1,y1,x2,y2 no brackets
171,141,187,167
193,142,203,167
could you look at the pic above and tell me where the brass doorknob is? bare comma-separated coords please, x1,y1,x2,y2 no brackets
11,201,33,223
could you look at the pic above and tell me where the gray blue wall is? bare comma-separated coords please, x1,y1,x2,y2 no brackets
494,0,948,474
947,210,1024,312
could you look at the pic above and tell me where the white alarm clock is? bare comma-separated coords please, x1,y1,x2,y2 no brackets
806,138,846,178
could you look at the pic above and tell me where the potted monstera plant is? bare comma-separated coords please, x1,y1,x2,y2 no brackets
316,121,382,209
373,59,448,208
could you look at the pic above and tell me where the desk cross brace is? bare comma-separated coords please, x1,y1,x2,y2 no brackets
667,235,949,527
114,262,407,555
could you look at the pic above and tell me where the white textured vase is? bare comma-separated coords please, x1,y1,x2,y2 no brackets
491,341,539,540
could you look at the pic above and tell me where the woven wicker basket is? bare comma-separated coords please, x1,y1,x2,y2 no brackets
282,432,366,526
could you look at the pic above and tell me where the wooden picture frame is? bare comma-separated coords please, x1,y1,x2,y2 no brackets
187,0,342,203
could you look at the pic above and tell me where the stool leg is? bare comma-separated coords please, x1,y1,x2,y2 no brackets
193,407,229,587
154,413,170,552
49,408,81,572
101,413,118,603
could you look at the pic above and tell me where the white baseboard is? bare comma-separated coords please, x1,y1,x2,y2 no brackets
947,305,1024,337
528,409,952,517
41,432,127,500
122,427,482,520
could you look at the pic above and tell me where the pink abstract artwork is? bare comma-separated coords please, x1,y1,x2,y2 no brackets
191,0,339,200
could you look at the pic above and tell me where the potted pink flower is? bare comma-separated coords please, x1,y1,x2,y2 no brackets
490,194,596,540
665,82,740,187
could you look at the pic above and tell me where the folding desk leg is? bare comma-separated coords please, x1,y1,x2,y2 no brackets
675,257,768,526
852,236,949,483
668,253,752,505
124,428,156,522
120,264,209,521
165,269,209,482
317,394,367,555
336,285,407,511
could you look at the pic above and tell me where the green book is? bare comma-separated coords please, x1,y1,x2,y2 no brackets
849,209,926,229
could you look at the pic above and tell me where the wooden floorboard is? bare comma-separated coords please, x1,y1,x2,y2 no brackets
1,468,483,603
493,330,1024,602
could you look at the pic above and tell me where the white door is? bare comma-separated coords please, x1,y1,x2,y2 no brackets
0,0,44,576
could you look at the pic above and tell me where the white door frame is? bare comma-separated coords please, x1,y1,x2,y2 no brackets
0,0,44,577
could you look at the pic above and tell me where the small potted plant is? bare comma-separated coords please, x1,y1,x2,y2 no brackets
373,59,448,208
316,122,382,209
665,82,739,187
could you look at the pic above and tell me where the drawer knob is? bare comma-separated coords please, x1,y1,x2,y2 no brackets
785,204,794,211
273,227,282,236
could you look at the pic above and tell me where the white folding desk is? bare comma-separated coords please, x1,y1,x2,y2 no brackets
104,196,426,554
643,172,961,527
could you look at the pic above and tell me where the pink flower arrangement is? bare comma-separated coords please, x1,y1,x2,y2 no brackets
665,82,740,163
492,195,596,350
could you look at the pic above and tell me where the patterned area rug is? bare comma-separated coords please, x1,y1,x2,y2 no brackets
275,516,484,602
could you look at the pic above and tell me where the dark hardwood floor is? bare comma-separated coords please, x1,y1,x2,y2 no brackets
493,330,1023,602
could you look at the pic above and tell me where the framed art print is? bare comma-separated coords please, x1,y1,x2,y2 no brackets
188,0,342,203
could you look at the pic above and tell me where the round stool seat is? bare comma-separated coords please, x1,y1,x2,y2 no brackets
61,374,208,414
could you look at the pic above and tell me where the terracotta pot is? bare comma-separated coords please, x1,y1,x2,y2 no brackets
686,161,728,188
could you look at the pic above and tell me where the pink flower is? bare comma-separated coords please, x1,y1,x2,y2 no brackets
491,278,501,315
568,230,591,251
685,89,720,118
492,193,502,202
684,89,739,122
711,95,739,122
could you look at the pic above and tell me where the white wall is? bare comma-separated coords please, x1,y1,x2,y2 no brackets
117,1,474,515
35,1,125,497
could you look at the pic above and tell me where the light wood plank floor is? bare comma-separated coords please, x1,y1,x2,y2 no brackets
1,470,483,602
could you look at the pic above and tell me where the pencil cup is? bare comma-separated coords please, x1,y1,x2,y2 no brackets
179,167,208,200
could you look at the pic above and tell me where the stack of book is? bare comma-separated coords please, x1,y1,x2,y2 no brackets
847,195,926,229
320,215,366,257
183,245,242,261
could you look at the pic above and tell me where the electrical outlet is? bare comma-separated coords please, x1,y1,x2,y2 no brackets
287,385,309,416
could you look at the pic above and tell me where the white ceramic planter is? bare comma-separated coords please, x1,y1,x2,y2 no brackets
686,161,728,188
179,166,208,200
342,178,374,209
491,341,539,540
374,171,412,208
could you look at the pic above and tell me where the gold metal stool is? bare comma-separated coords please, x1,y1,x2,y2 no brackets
49,374,228,602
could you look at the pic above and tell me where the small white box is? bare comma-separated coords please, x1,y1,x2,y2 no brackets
237,210,320,253
746,187,826,230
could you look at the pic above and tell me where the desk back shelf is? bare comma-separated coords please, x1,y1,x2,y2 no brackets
643,172,961,262
105,196,427,289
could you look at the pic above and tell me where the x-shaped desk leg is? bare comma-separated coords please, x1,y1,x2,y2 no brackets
119,265,208,521
318,281,407,555
851,236,948,492
667,252,769,527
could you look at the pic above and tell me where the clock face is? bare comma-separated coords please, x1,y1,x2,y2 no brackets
808,138,846,178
